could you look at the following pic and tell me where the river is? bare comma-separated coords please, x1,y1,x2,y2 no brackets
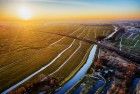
55,25,118,94
55,45,97,94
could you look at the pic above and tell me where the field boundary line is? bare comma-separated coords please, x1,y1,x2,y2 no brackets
48,41,82,77
1,39,76,94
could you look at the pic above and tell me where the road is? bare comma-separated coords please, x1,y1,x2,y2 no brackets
105,26,118,39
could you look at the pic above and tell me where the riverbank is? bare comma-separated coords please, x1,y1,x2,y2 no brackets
54,25,115,94
55,45,98,94
60,45,93,86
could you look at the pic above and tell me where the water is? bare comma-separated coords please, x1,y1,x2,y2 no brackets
101,81,112,94
56,45,97,94
88,80,105,94
130,78,140,94
73,85,82,94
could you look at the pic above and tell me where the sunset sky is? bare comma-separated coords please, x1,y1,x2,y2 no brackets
0,0,140,21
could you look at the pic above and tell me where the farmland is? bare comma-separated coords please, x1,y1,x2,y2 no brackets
108,25,140,57
0,22,113,93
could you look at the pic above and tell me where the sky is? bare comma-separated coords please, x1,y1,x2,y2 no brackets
0,0,140,21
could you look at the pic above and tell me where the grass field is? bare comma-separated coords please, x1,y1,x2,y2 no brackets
0,22,113,92
111,29,140,56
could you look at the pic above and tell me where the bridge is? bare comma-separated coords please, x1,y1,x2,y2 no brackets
46,32,140,64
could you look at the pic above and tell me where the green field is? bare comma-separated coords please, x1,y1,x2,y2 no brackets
111,30,140,56
121,35,140,55
0,22,113,92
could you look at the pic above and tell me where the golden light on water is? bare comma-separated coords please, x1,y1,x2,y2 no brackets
17,6,32,20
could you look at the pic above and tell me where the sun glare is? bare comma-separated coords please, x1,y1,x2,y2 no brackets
18,6,32,20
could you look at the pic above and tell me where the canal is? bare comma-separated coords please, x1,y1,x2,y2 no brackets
55,45,97,94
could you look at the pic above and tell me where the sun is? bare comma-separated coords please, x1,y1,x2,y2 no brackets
18,6,32,20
